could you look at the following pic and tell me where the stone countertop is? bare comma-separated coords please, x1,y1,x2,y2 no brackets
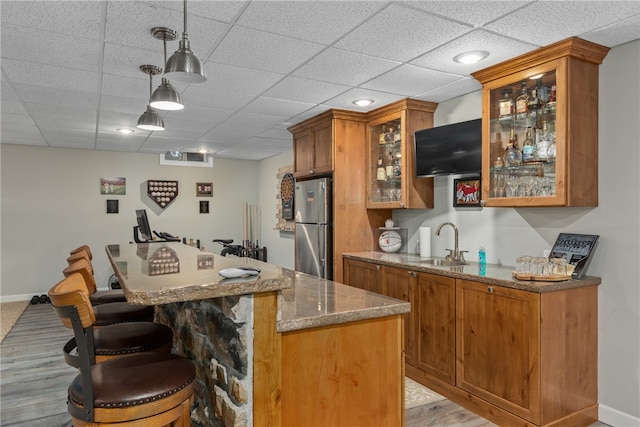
105,242,292,305
343,252,601,293
277,270,411,333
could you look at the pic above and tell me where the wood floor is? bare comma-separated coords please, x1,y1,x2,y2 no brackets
1,304,610,427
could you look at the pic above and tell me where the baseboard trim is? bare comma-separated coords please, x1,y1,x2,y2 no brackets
599,404,639,427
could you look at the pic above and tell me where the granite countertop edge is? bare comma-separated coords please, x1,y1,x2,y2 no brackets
343,252,601,293
276,301,411,333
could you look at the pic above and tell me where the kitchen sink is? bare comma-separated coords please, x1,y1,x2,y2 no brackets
421,258,468,267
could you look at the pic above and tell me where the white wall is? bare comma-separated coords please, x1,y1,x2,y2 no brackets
394,40,640,425
0,146,259,298
258,150,295,270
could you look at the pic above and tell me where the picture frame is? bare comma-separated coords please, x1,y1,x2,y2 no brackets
196,182,213,197
453,176,481,207
106,199,119,214
101,177,126,195
199,200,210,214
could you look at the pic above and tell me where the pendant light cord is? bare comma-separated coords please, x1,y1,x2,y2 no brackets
183,0,188,38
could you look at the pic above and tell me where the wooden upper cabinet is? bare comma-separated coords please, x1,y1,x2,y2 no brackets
365,99,437,209
471,37,609,207
290,117,333,178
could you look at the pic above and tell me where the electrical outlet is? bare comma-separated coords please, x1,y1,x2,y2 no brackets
543,249,551,258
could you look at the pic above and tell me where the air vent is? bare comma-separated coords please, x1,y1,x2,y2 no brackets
159,151,213,168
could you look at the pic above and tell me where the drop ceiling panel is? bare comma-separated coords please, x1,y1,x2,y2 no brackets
323,89,403,112
236,1,384,45
415,77,482,103
209,26,326,74
223,111,289,129
361,65,463,97
581,15,640,47
261,76,351,104
404,1,534,27
152,1,248,24
334,3,472,62
1,24,100,71
410,29,539,74
200,63,284,97
293,48,401,86
2,59,99,93
14,84,98,110
484,1,640,47
0,1,104,38
241,97,316,118
181,87,254,112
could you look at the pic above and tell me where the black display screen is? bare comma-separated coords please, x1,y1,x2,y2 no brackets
414,118,482,177
135,209,153,241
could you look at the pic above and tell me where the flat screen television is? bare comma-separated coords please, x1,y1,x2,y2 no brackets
135,209,152,241
414,118,482,177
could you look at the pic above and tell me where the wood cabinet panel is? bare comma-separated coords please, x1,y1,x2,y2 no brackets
416,272,455,385
456,279,540,422
343,258,382,294
381,265,415,365
281,316,405,427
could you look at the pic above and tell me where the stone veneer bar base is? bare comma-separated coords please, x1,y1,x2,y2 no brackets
155,296,254,427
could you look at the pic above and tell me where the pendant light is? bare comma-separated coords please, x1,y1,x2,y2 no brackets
150,27,184,111
137,65,165,131
164,0,206,84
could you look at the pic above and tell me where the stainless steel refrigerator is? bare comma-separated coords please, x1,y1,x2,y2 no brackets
294,177,332,280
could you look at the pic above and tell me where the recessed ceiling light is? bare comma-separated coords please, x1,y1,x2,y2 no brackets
198,149,209,154
453,51,489,64
353,99,374,107
116,128,135,134
529,73,544,80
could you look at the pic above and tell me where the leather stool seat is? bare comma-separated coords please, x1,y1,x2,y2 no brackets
93,302,154,326
68,353,195,418
89,289,127,305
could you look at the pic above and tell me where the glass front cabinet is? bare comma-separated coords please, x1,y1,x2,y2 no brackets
472,37,609,207
366,99,437,209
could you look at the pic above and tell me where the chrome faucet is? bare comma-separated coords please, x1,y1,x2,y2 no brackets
435,222,467,263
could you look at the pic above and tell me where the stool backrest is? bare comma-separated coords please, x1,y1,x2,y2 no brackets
49,272,98,369
70,244,93,260
63,258,97,294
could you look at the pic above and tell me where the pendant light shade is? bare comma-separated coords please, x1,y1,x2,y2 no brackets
137,105,165,131
164,0,206,84
150,27,184,111
137,65,165,131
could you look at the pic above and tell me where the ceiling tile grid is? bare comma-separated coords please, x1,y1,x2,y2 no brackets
1,1,638,159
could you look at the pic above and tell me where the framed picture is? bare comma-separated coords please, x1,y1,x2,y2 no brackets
101,177,126,195
199,200,210,214
453,176,481,207
196,182,213,197
106,199,119,214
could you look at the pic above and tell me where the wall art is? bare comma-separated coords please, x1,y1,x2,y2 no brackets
100,177,126,195
196,182,213,197
453,176,481,207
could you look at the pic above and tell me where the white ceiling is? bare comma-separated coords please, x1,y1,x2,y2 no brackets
1,1,639,160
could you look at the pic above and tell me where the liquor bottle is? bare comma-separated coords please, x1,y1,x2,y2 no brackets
376,152,386,181
393,126,401,143
379,125,386,145
504,128,522,167
385,149,394,178
522,126,537,163
394,158,401,177
528,88,543,111
498,89,514,118
515,81,529,117
535,120,551,162
384,125,394,144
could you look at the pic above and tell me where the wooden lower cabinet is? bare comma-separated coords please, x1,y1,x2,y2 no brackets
342,257,599,427
343,258,383,294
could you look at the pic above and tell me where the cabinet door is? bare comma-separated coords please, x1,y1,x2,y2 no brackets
416,273,455,384
456,279,540,423
343,258,382,294
381,265,415,365
293,130,314,177
312,121,332,174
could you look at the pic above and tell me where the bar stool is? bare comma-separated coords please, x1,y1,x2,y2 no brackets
48,273,195,426
70,244,93,260
50,272,174,367
64,258,126,306
63,260,154,326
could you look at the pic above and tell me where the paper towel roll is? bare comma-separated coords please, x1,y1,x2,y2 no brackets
419,227,431,258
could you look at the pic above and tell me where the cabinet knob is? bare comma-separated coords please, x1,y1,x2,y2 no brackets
408,271,417,278
308,170,313,175
487,286,494,293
